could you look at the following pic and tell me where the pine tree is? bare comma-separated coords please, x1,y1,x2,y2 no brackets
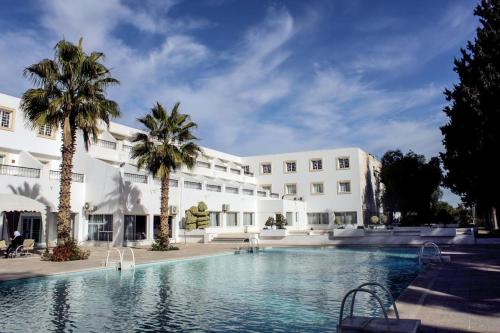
440,0,500,229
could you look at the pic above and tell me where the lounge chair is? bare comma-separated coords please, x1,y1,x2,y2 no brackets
10,239,35,258
0,240,7,256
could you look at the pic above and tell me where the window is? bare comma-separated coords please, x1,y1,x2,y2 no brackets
310,159,323,171
286,212,293,226
153,215,173,238
311,182,324,194
260,163,272,174
226,212,238,227
37,124,53,138
307,213,329,225
122,144,132,152
243,165,252,175
225,186,239,194
184,180,202,189
209,212,220,227
0,108,13,130
88,214,113,241
338,181,351,194
169,179,179,187
337,157,350,169
284,183,297,195
334,211,357,225
124,215,147,241
0,154,5,165
243,212,254,226
257,191,266,197
242,189,254,195
284,161,296,173
207,184,222,192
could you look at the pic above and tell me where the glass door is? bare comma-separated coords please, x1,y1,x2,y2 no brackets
21,216,41,243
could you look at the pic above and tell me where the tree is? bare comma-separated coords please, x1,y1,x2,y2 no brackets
131,102,201,250
275,214,287,229
379,150,442,225
440,0,500,229
21,39,120,254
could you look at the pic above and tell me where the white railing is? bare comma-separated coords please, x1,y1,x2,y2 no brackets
124,173,148,184
96,139,117,150
49,170,84,183
184,180,202,190
0,164,40,178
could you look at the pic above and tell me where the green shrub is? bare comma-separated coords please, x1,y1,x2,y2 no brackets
275,214,287,229
44,238,90,261
151,241,180,251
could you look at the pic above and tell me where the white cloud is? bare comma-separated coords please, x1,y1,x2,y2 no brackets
0,0,463,162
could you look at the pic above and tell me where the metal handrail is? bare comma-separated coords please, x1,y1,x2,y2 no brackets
49,170,85,183
338,288,389,332
349,282,399,319
121,247,135,266
106,248,122,267
419,241,442,265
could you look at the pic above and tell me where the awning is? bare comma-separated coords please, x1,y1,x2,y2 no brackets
0,194,48,213
0,194,49,243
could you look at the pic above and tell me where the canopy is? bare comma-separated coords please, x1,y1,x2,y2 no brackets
0,194,47,213
0,194,49,244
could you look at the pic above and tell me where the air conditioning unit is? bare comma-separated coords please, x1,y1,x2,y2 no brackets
222,204,230,212
83,202,96,213
169,205,178,215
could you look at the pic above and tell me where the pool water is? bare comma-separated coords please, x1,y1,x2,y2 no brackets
0,247,420,332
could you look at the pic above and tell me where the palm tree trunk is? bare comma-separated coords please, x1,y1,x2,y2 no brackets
159,173,171,248
57,129,76,244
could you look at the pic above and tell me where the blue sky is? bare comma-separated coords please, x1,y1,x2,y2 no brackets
0,0,479,203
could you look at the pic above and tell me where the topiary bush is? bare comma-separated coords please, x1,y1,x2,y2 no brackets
275,214,288,229
185,206,198,231
265,216,275,228
196,201,210,229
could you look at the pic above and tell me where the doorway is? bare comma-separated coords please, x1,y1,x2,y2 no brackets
153,215,173,238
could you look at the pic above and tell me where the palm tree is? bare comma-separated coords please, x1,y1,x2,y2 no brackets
21,38,120,245
131,102,201,250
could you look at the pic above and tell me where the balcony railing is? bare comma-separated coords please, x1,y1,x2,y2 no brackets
214,165,227,172
242,189,254,196
244,171,254,176
49,170,84,183
124,173,148,184
184,181,202,190
0,164,40,178
230,168,241,175
257,191,267,197
270,193,279,198
95,139,117,150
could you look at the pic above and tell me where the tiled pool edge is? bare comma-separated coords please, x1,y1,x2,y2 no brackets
0,251,237,284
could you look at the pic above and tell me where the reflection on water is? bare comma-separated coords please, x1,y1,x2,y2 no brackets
0,247,420,332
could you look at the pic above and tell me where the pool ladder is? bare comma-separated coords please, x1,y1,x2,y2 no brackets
235,237,260,254
418,241,447,265
337,282,417,333
105,248,136,270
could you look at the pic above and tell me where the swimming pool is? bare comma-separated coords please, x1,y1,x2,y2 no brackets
0,247,420,332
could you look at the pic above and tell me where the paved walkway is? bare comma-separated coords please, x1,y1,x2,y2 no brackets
0,243,241,281
396,246,500,333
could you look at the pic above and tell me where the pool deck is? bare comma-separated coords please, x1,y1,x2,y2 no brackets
0,243,243,281
1,244,500,332
396,246,500,333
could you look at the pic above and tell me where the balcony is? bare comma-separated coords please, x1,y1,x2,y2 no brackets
124,172,148,184
270,193,279,198
244,171,254,176
95,139,117,150
0,164,40,178
49,170,85,183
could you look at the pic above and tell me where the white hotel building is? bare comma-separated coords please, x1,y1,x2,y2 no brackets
0,92,381,247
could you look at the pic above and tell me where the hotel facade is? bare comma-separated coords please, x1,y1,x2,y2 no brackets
0,92,381,247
